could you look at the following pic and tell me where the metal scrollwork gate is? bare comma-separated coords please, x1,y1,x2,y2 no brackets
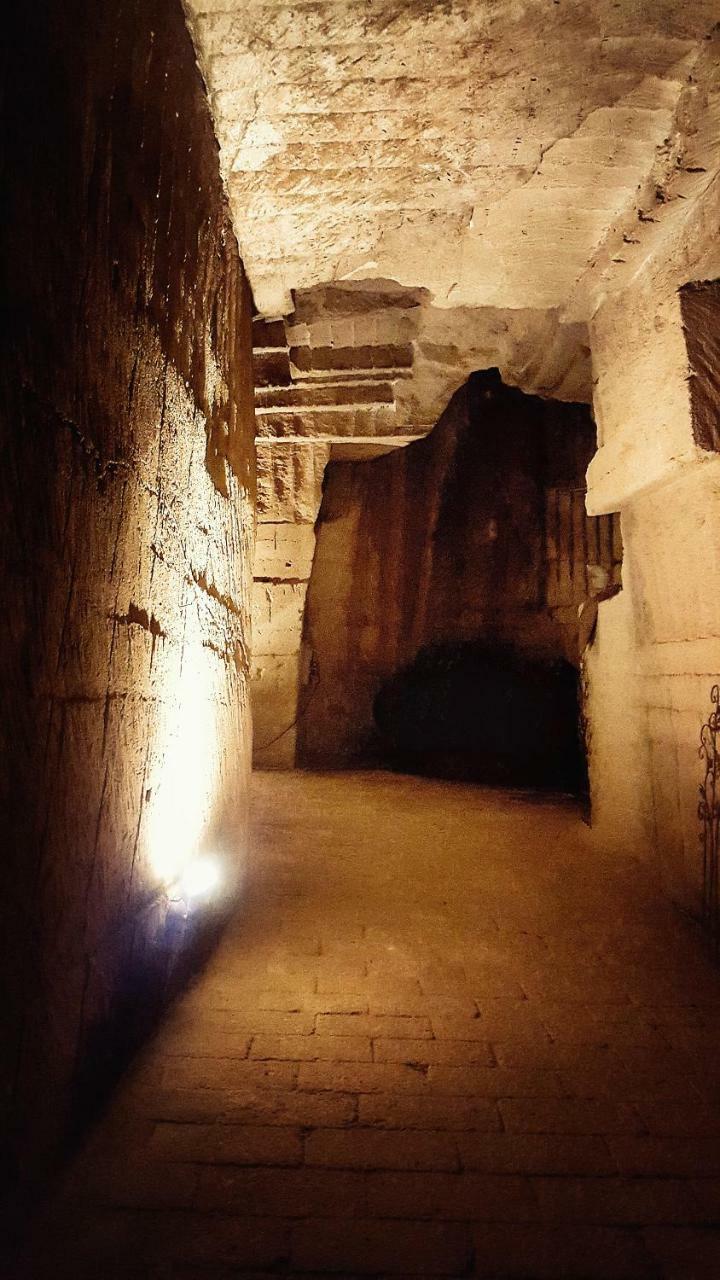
699,685,720,949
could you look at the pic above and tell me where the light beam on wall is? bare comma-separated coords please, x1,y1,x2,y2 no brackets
147,608,224,898
170,853,223,912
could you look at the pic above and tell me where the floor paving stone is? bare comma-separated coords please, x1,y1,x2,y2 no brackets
14,771,720,1277
304,1126,460,1172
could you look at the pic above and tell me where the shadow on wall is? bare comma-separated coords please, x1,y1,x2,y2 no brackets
374,642,584,792
298,368,622,791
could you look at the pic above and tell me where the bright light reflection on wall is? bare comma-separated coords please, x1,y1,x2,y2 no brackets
175,853,223,904
147,614,223,892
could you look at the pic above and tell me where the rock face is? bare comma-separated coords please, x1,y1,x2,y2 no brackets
185,0,717,316
2,0,719,1199
200,0,720,940
298,371,621,771
252,438,328,768
681,281,720,453
0,0,255,1181
581,35,720,907
203,2,719,778
248,283,593,765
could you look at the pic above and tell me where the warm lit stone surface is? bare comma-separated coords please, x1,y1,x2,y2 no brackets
249,283,595,766
223,7,717,779
1,0,255,1181
251,442,328,768
185,0,718,317
17,772,720,1277
299,373,620,767
583,126,720,906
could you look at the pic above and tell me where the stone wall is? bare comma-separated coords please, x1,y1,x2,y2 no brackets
299,371,620,768
0,0,255,1185
185,0,717,317
587,284,720,907
249,282,594,768
585,168,720,908
252,440,328,768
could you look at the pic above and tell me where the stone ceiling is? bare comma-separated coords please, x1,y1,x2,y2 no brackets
185,0,718,318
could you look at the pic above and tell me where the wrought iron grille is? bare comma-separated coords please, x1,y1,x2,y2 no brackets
699,685,720,949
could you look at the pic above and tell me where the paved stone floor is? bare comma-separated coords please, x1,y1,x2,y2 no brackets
18,771,720,1278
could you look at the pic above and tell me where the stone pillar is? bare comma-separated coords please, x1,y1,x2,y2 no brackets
586,273,720,912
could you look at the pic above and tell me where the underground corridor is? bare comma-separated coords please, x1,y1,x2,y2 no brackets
3,2,720,1278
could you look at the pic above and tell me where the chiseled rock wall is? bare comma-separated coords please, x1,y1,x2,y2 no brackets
185,0,717,316
252,442,328,768
249,282,595,767
299,374,620,767
0,0,255,1181
585,167,720,909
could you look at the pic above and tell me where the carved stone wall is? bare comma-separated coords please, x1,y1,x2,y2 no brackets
299,372,620,768
0,0,255,1183
680,280,720,454
585,158,720,905
252,441,328,768
185,0,718,317
249,284,594,767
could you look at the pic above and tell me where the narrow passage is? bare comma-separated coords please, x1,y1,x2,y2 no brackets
22,773,720,1278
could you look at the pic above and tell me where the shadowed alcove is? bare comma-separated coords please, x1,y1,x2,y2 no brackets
297,369,621,792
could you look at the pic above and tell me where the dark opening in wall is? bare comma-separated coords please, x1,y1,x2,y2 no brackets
373,643,584,790
298,369,622,791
